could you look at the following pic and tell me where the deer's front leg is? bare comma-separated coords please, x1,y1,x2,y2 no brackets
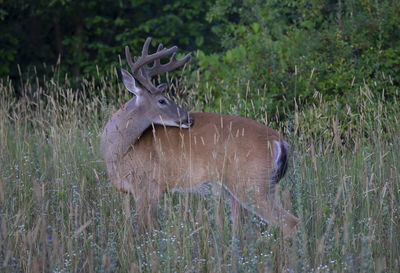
133,177,163,233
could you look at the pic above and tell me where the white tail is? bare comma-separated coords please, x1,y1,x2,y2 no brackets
101,38,299,236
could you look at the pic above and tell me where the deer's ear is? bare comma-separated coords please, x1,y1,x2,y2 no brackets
121,68,143,96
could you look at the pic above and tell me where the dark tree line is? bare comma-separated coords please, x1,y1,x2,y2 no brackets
0,0,217,78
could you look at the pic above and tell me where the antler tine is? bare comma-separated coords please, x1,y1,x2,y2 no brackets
141,37,151,57
148,52,192,77
125,45,135,73
125,38,162,74
153,44,164,68
125,46,149,91
125,37,191,93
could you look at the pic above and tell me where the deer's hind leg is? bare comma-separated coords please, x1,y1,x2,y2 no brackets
227,176,299,238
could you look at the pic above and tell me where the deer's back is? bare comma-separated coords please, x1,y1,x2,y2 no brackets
123,112,286,198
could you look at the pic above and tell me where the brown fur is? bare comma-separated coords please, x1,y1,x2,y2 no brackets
108,112,299,236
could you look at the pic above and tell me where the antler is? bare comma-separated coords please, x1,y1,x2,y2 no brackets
125,37,191,93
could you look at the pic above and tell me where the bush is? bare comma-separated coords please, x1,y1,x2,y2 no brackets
192,0,400,114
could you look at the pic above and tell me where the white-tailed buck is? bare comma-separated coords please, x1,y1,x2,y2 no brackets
101,38,299,237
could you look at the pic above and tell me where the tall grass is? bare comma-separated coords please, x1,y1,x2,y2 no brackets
0,68,399,272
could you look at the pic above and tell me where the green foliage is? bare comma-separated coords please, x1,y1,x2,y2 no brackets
193,0,400,113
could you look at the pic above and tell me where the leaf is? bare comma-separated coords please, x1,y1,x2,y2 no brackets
251,22,260,33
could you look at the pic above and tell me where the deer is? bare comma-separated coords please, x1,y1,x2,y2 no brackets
101,37,299,237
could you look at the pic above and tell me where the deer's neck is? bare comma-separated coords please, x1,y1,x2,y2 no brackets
101,98,150,164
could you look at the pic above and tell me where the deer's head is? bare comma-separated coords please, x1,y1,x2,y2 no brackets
122,37,193,128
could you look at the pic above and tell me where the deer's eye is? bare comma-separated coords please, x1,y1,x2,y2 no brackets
158,99,167,105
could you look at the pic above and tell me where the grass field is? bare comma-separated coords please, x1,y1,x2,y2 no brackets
0,70,399,272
